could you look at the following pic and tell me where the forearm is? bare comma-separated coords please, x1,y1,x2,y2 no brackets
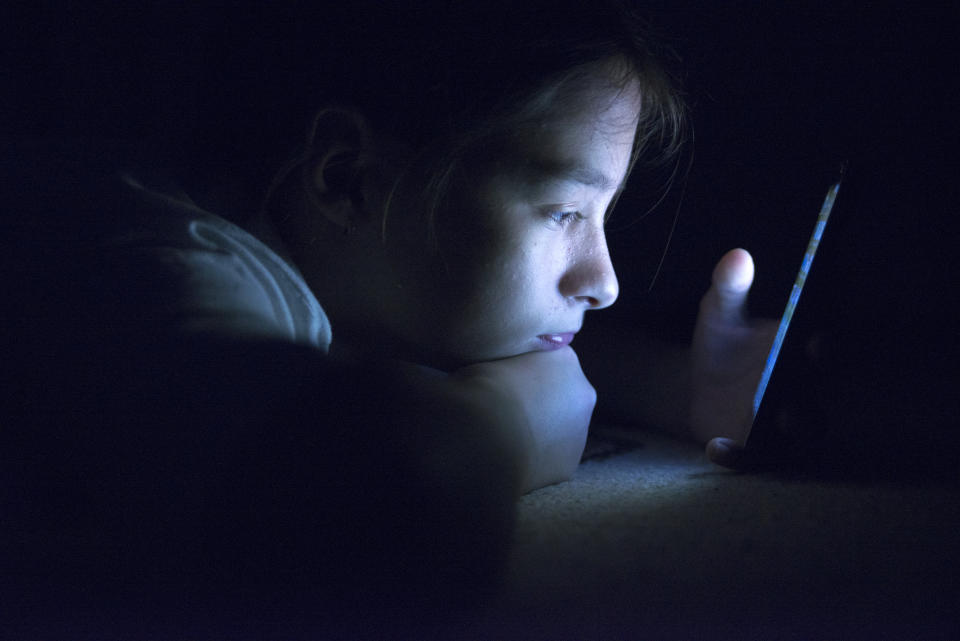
448,348,595,493
16,337,524,633
388,359,529,497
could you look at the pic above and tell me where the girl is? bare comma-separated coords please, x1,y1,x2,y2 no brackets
10,1,772,636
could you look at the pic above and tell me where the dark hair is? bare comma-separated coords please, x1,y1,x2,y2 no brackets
184,1,686,222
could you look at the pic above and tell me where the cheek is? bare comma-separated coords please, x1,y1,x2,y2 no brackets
432,187,561,328
435,205,515,285
433,227,530,323
458,240,560,331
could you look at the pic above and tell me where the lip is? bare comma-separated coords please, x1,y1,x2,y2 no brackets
536,332,576,350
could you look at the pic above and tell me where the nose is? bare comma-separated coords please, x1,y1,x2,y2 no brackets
558,225,619,309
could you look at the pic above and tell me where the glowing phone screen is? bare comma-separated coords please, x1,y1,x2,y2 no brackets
752,176,843,418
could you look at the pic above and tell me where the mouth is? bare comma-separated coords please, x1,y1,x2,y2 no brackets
536,332,576,350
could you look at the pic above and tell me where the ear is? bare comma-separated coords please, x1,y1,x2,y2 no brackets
301,108,375,233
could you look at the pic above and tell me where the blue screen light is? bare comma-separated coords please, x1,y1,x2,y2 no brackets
752,179,842,418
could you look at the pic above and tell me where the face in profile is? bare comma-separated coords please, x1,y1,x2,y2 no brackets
323,68,641,370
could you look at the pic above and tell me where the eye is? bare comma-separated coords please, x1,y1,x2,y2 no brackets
546,210,582,227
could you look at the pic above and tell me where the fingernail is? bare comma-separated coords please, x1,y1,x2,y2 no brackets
710,438,742,464
711,439,730,457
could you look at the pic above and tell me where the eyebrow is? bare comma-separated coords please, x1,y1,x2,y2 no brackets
524,158,621,192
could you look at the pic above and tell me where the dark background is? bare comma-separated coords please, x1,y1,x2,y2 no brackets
613,4,957,335
615,3,959,475
5,3,956,322
3,7,957,636
4,2,958,471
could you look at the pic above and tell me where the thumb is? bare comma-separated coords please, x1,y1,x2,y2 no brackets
704,248,755,325
706,437,746,468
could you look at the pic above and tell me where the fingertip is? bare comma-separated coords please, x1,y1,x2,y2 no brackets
712,248,755,294
707,437,745,467
726,247,754,271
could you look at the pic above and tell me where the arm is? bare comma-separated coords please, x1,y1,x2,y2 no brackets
581,249,777,466
449,346,595,492
12,335,532,634
365,347,593,498
17,331,595,633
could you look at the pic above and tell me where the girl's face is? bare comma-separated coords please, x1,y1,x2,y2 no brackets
336,73,640,370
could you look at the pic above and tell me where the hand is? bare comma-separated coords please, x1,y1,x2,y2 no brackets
453,347,596,492
690,249,777,467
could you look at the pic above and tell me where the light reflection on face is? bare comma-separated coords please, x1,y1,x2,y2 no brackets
346,73,640,370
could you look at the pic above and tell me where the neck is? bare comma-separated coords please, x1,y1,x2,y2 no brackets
244,210,297,266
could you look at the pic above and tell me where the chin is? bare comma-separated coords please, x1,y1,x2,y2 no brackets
432,346,514,371
415,332,531,371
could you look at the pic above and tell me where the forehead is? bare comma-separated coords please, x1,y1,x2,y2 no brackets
504,73,642,189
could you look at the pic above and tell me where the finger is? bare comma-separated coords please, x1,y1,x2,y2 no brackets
706,248,755,324
706,437,746,468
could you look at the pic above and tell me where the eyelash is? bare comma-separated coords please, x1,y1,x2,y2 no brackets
547,210,582,227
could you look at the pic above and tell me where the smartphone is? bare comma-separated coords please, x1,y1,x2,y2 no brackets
743,165,846,466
